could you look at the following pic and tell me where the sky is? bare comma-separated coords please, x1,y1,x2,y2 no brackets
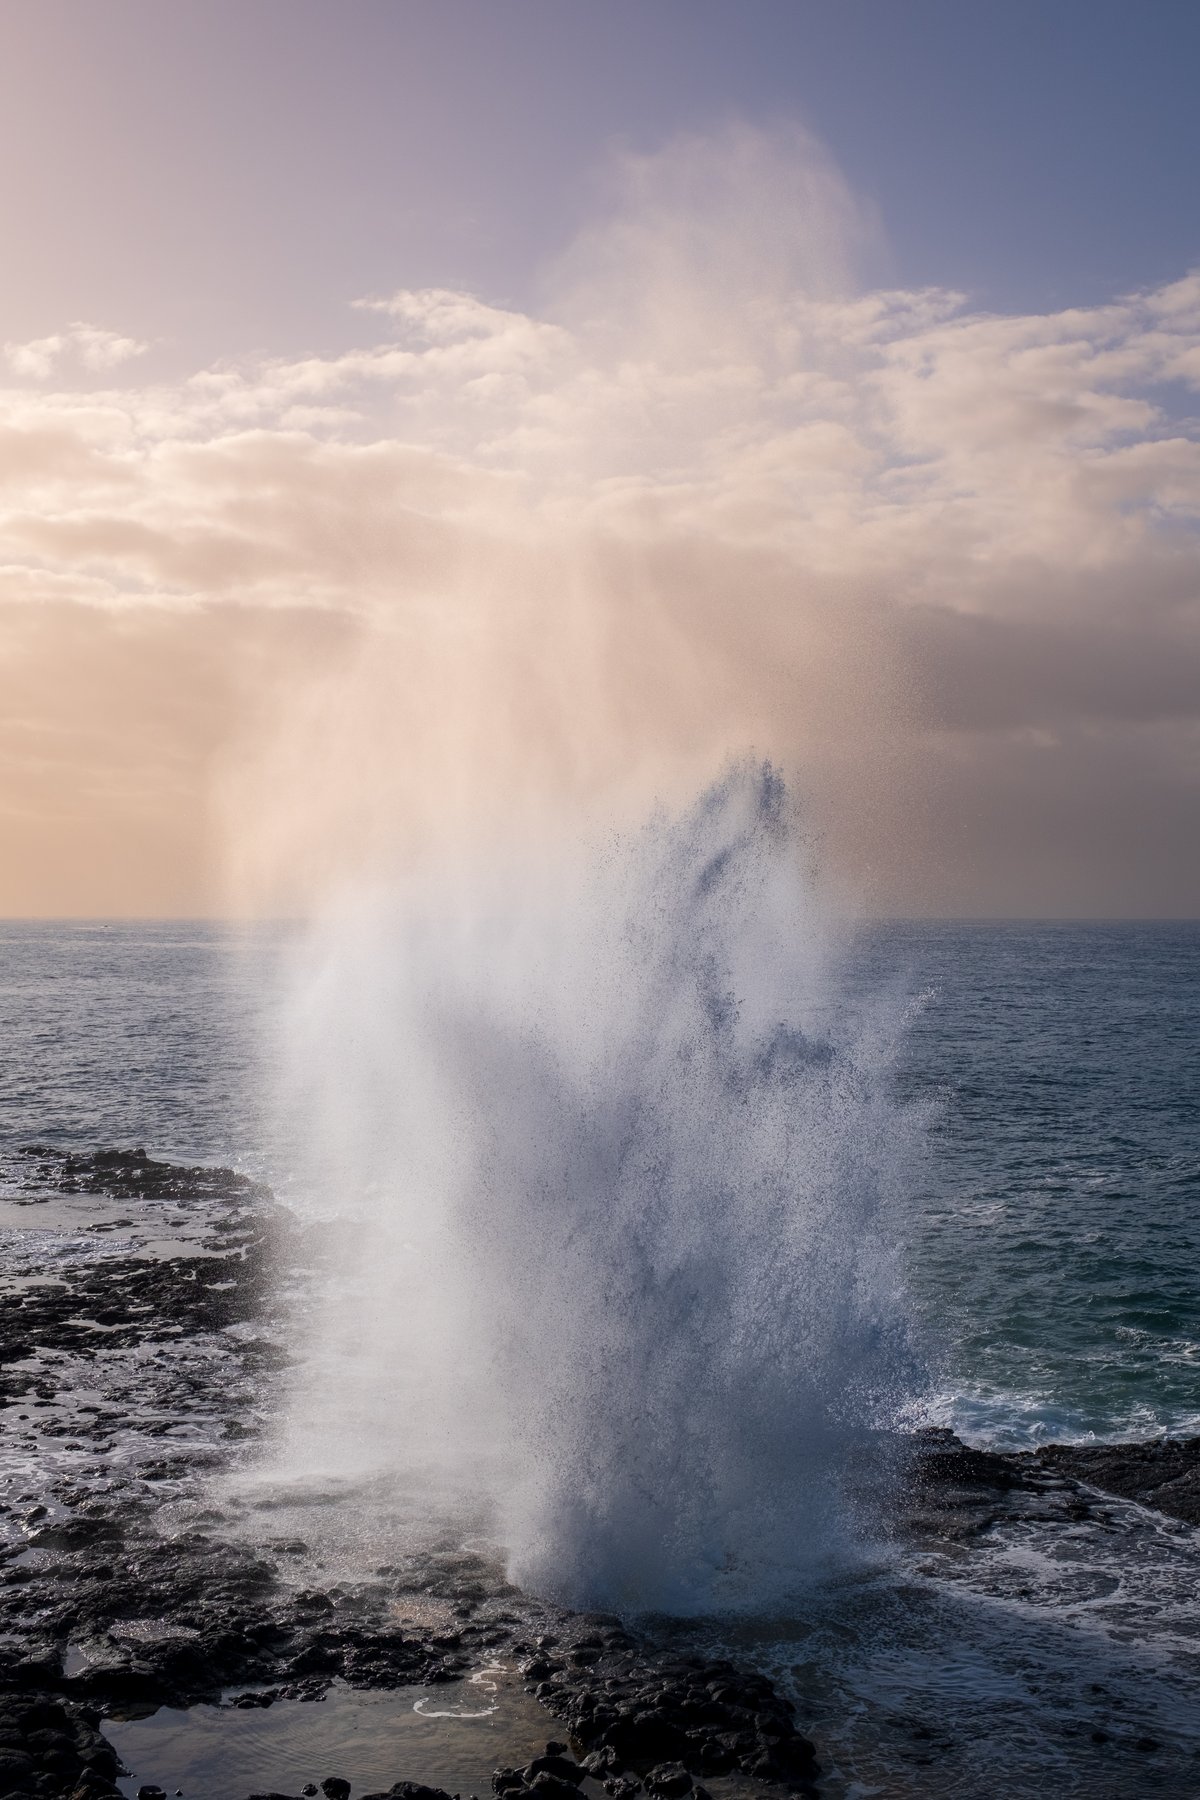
1,0,1198,916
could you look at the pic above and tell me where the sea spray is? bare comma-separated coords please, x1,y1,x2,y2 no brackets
262,763,921,1611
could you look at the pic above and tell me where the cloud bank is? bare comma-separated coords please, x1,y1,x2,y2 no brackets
1,124,1197,916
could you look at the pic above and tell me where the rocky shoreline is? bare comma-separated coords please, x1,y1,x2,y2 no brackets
909,1424,1200,1529
0,1148,1195,1799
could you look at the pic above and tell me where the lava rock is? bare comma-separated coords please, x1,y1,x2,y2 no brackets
524,1755,584,1786
526,1777,580,1800
3,1149,834,1800
67,1778,123,1800
914,1428,1200,1531
644,1764,692,1797
361,1786,456,1800
607,1713,687,1765
1032,1439,1200,1526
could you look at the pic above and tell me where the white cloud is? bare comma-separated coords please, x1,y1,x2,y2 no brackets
69,322,149,371
1,126,1198,914
4,334,65,379
3,321,148,380
1,266,1197,603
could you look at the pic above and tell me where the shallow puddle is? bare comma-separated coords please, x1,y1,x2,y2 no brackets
106,1671,568,1800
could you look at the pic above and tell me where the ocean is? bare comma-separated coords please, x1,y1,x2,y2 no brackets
4,917,1195,1448
1,911,1198,1796
881,919,1200,1447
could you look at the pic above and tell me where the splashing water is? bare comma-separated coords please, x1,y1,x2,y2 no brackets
264,764,921,1613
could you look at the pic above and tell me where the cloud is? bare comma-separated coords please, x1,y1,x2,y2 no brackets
4,321,148,380
4,335,65,380
0,125,1198,916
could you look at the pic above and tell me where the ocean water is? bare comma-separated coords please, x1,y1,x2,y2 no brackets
3,915,1195,1450
878,919,1200,1447
0,919,276,1169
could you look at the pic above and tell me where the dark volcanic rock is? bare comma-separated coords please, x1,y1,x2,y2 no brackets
0,1149,274,1378
911,1429,1024,1493
1,1150,833,1798
0,1688,122,1795
518,1646,820,1795
0,1149,524,1793
361,1787,456,1800
644,1762,694,1797
525,1753,584,1785
911,1426,1200,1530
525,1777,581,1800
1030,1437,1200,1525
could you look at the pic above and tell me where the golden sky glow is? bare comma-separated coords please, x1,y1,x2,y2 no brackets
2,120,1199,917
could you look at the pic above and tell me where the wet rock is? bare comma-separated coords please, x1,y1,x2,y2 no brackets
644,1764,692,1797
364,1786,456,1800
1031,1438,1200,1526
524,1754,584,1785
67,1778,122,1800
912,1426,1200,1532
522,1643,819,1790
320,1781,351,1800
910,1429,1026,1504
681,1738,732,1776
2,1150,832,1799
296,1591,336,1616
522,1659,563,1682
610,1714,687,1765
527,1777,579,1800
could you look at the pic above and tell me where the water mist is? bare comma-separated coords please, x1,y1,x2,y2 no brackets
263,763,920,1614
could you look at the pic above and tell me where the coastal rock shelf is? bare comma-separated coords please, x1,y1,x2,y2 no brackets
911,1426,1200,1529
0,1150,826,1799
508,1649,821,1791
1030,1437,1200,1525
0,1149,1195,1797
